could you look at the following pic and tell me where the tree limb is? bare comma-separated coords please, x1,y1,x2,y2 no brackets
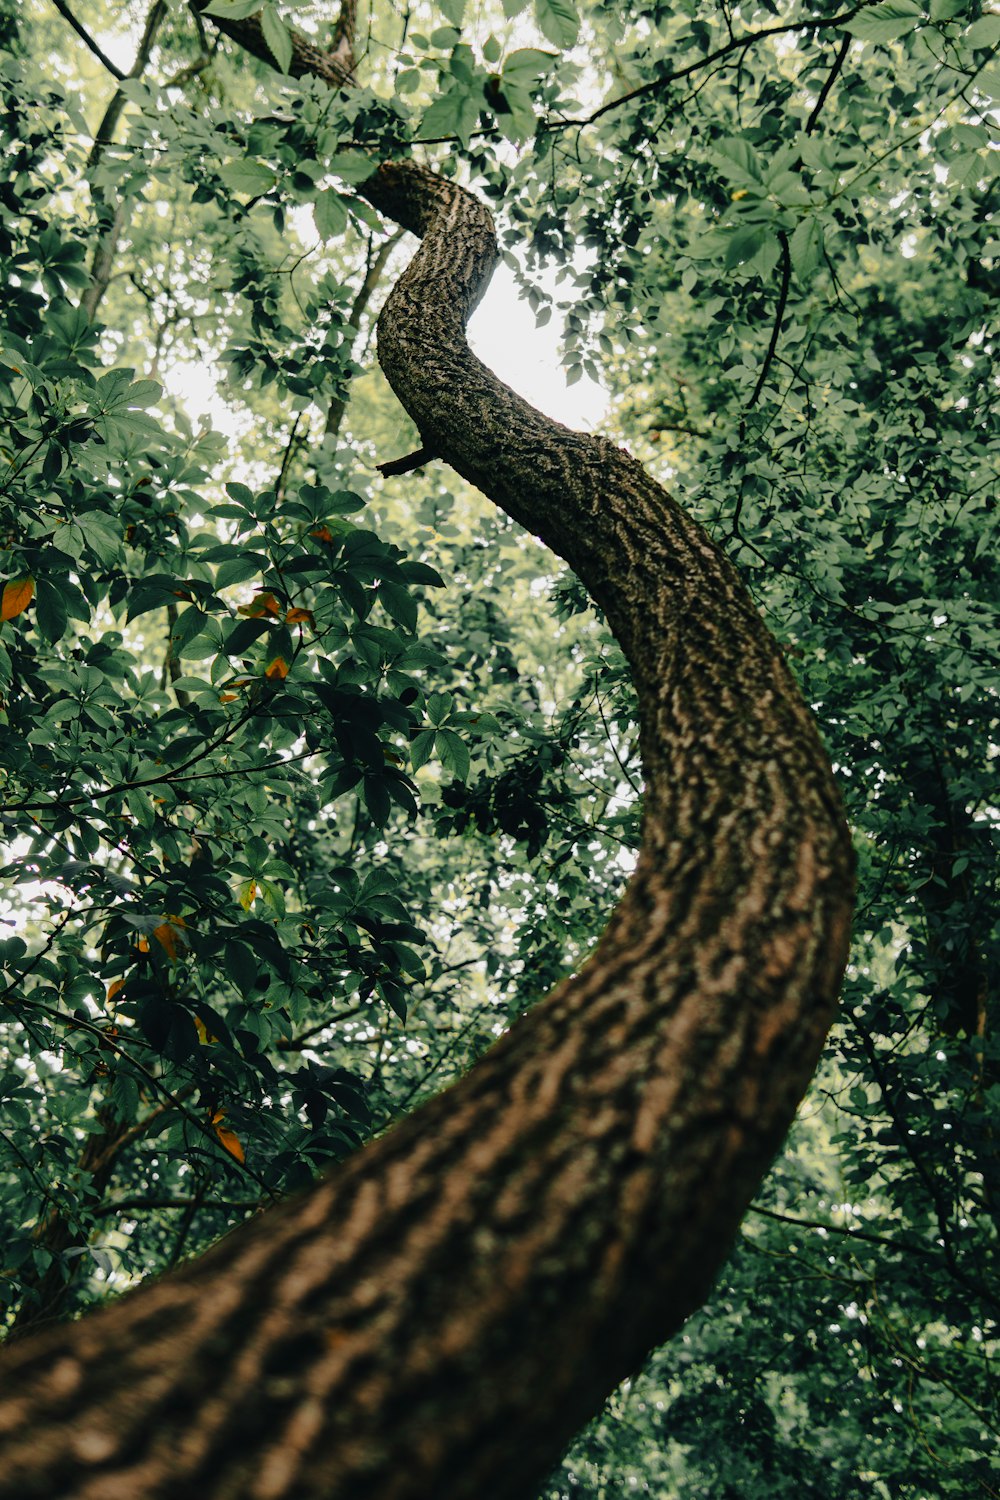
49,0,125,80
555,3,871,129
805,33,852,135
376,444,434,477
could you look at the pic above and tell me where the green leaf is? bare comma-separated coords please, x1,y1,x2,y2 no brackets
535,0,578,48
76,512,123,566
126,788,157,830
216,555,264,589
711,137,764,188
314,189,348,240
789,217,825,281
378,580,417,633
329,151,376,185
224,940,260,996
410,729,437,772
362,774,391,825
844,1,923,43
219,161,276,196
724,226,767,269
439,0,466,23
435,728,470,782
503,48,557,84
204,0,264,17
502,0,530,16
261,4,293,72
420,85,481,146
966,14,1000,47
34,577,68,644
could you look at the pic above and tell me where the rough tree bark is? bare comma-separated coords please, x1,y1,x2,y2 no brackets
0,7,855,1497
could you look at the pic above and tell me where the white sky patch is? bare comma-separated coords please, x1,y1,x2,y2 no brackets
161,254,608,441
470,260,608,431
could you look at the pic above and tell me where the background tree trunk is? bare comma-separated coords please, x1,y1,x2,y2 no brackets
0,9,854,1497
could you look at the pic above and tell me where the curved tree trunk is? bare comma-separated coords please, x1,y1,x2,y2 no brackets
0,10,855,1498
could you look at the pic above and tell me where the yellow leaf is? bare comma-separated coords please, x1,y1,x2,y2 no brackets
239,879,257,911
216,1127,244,1162
237,591,280,619
265,656,289,680
195,1016,217,1045
211,1109,245,1163
1,577,34,621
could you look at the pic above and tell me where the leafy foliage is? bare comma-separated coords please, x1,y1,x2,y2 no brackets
0,0,996,1494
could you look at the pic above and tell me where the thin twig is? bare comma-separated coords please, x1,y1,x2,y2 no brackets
50,0,125,80
551,3,876,130
93,1196,262,1218
746,231,791,412
805,33,851,134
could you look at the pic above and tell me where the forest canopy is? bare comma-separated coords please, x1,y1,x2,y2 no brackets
0,1,997,1495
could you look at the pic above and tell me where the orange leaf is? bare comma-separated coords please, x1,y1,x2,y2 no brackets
195,1016,217,1046
286,607,314,627
310,525,334,543
106,978,125,1002
237,591,280,619
1,577,34,621
218,692,238,703
152,915,187,960
265,655,289,680
137,935,150,953
211,1109,245,1163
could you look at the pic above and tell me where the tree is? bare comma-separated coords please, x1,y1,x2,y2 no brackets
0,1,995,1496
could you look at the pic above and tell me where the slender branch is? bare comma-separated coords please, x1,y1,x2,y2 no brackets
82,0,169,318
274,1002,370,1051
326,227,404,443
805,33,851,134
14,995,277,1199
88,0,167,167
593,684,642,797
275,412,303,501
376,444,435,477
93,1197,262,1218
745,230,792,412
49,0,126,80
748,1204,944,1263
553,5,871,130
84,1093,191,1177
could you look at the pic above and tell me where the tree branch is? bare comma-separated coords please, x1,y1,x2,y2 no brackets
746,230,792,411
82,0,170,319
326,227,404,443
376,444,435,477
49,0,125,80
93,1197,261,1218
805,33,852,134
554,4,870,129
